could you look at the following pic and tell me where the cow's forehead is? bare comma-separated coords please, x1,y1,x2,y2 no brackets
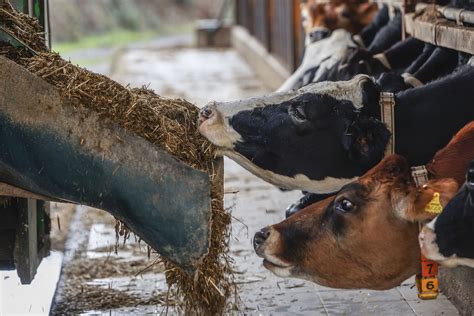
210,74,373,118
299,75,373,109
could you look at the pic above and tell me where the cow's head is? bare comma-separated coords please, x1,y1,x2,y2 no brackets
420,161,474,268
199,75,389,193
253,155,459,289
301,0,379,44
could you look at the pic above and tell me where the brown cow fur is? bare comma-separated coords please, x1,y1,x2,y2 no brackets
256,122,474,290
301,0,378,35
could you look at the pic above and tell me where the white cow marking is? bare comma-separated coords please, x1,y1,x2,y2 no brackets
221,149,358,193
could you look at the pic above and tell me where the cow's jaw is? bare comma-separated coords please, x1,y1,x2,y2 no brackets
222,149,357,193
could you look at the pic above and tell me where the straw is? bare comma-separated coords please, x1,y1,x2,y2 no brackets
0,2,235,314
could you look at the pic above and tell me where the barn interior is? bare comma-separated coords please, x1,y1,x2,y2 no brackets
0,0,473,314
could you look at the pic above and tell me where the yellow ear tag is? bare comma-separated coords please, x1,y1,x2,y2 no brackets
425,192,443,214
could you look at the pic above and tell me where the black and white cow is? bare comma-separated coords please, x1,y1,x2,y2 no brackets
278,29,357,92
278,2,386,92
199,65,474,195
308,10,403,85
419,161,474,268
317,37,424,83
354,3,390,48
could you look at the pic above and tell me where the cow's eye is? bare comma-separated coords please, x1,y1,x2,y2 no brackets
289,104,307,123
336,198,355,212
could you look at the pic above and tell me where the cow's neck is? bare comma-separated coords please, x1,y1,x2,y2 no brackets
368,67,474,166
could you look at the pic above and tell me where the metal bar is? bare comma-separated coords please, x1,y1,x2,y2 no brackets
441,7,474,25
405,12,474,54
27,0,33,16
416,3,474,25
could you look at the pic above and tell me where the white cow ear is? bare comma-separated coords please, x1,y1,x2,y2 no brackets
401,179,459,222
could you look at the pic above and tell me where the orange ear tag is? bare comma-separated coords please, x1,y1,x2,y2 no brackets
425,192,443,214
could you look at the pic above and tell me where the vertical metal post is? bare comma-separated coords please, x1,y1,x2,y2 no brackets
44,0,50,48
27,0,33,16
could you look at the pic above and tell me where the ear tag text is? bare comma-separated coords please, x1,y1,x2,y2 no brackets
425,192,443,214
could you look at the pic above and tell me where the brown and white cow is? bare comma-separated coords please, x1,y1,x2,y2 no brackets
253,122,474,290
278,0,380,92
301,0,379,44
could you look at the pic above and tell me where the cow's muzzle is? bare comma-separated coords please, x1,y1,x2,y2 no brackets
253,226,271,255
309,28,331,43
199,104,216,124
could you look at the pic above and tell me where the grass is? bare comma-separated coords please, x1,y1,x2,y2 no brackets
51,22,194,67
52,29,158,54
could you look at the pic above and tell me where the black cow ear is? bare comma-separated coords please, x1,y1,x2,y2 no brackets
342,117,391,168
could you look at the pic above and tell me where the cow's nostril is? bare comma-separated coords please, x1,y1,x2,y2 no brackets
253,227,271,250
200,106,214,119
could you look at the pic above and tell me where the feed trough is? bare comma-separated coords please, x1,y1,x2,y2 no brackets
0,55,220,273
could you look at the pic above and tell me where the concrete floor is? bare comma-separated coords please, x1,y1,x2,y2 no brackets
17,39,460,315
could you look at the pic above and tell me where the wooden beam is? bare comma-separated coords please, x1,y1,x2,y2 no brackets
405,13,474,54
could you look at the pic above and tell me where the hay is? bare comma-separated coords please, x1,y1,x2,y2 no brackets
0,2,47,52
0,2,235,314
52,257,174,314
416,4,443,23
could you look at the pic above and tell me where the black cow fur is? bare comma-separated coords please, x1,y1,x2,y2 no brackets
228,66,474,200
412,47,459,84
404,44,436,74
432,161,474,260
367,12,402,54
358,4,390,48
383,38,425,70
317,37,425,83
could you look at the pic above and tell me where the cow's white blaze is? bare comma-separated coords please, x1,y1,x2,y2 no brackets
222,150,358,193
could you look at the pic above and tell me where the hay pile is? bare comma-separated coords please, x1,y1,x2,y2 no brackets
0,2,235,314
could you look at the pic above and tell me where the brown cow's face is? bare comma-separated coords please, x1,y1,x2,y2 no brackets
301,1,340,44
254,156,458,289
300,0,379,44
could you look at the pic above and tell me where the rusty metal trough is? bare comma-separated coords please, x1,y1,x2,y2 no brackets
0,55,217,273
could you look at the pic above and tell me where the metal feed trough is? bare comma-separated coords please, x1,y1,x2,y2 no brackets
0,55,220,273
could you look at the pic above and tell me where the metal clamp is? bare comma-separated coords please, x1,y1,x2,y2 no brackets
411,165,429,188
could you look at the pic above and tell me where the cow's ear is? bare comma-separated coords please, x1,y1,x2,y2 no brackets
341,116,390,168
398,179,459,222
